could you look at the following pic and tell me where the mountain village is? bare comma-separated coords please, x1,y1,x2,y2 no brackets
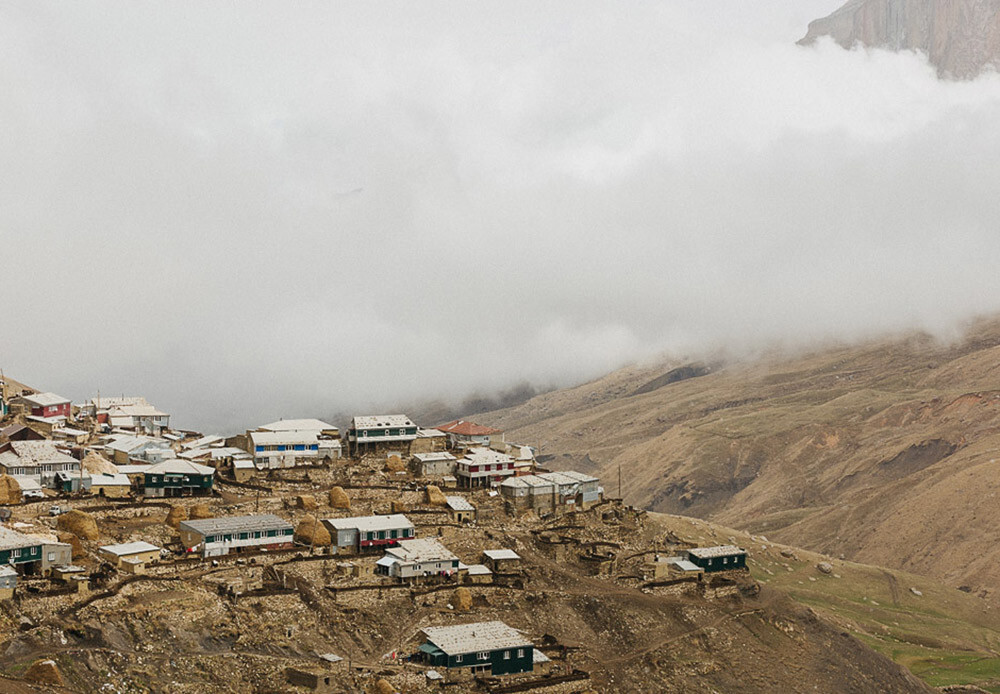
0,376,754,693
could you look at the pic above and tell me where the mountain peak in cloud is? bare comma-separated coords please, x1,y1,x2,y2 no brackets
800,0,1000,79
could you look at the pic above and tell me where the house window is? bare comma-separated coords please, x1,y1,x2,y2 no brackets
366,532,374,541
503,651,510,660
11,549,20,558
294,444,305,451
478,652,488,660
377,531,385,540
390,530,397,539
277,445,286,452
47,553,54,562
309,444,318,450
517,649,524,658
455,655,462,663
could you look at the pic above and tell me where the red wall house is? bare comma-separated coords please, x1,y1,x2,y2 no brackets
12,393,71,419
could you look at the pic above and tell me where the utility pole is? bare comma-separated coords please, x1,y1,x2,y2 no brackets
618,464,622,500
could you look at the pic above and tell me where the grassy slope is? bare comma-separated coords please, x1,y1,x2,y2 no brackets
647,511,1000,692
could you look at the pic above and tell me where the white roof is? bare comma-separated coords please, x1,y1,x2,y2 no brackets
533,649,550,664
666,557,702,572
99,541,160,556
143,459,215,476
115,464,151,475
413,452,457,462
182,435,225,450
465,564,492,576
18,392,69,407
232,459,255,469
0,565,17,578
500,475,554,490
10,476,42,492
91,396,148,409
376,556,397,568
0,526,43,551
421,621,532,656
483,549,520,561
351,415,414,429
104,435,171,454
179,446,246,460
0,441,77,465
107,404,168,418
324,514,414,532
249,431,320,446
258,419,336,432
384,538,457,564
463,447,514,465
90,473,131,486
180,514,292,535
688,545,745,559
445,496,475,511
416,428,446,438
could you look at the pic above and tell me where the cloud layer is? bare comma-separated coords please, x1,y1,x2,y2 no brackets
4,1,1000,431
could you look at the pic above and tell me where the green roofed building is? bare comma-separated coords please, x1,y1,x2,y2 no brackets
419,621,535,677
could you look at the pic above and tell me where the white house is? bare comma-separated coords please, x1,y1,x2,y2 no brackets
178,514,295,557
455,447,516,488
375,538,459,580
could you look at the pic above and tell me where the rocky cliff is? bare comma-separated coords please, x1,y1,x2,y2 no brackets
800,0,1000,78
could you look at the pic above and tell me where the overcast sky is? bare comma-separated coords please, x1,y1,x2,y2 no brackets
4,1,1000,432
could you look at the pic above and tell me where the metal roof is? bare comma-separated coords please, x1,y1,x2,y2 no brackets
482,549,520,561
464,564,492,576
180,514,292,536
413,452,457,462
688,545,745,559
0,526,43,551
445,496,475,511
90,473,130,486
421,621,532,656
249,431,320,446
258,419,336,432
17,392,70,407
143,459,215,476
462,447,514,465
384,538,457,564
351,415,414,429
0,441,77,466
99,541,160,556
324,514,414,532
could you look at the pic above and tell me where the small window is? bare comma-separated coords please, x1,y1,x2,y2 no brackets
517,649,524,658
456,655,462,663
478,651,488,660
503,651,510,660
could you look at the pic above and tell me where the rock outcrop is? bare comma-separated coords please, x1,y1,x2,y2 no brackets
800,0,1000,79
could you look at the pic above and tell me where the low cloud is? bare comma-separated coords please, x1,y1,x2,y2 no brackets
3,1,1000,431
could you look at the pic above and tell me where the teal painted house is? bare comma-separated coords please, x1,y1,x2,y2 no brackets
142,459,214,498
420,621,535,677
0,527,44,573
687,545,747,573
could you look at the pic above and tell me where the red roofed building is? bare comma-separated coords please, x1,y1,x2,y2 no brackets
435,420,503,449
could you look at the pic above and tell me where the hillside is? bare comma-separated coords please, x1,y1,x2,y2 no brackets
475,318,1000,605
800,0,1000,78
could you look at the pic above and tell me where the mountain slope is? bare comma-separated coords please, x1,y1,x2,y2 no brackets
800,0,1000,78
476,319,1000,603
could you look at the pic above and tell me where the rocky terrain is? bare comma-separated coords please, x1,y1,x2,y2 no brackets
800,0,1000,78
476,317,1000,608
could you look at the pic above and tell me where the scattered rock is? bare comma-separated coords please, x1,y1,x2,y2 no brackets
425,485,447,507
329,486,351,509
0,475,21,504
816,562,833,575
57,509,99,540
779,548,796,560
24,658,64,686
189,503,213,520
910,587,923,597
164,505,188,529
294,515,331,547
296,494,317,511
452,587,473,611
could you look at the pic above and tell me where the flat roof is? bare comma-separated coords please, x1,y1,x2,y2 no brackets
688,545,746,559
249,431,320,446
179,514,292,536
465,564,492,576
324,514,414,532
435,420,503,436
17,392,69,407
483,549,520,561
99,541,160,556
413,452,457,462
143,459,215,476
445,496,475,511
385,538,457,564
258,418,336,432
421,621,531,656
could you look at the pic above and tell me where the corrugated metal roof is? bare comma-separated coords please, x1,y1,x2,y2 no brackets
180,514,292,536
482,549,520,561
421,621,531,656
17,392,69,407
324,514,414,532
258,419,336,432
143,459,215,476
99,541,160,556
445,496,475,511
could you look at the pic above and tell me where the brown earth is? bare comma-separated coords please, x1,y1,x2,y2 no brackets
475,318,1000,602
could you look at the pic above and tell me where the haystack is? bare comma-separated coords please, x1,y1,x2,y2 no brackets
384,454,405,473
391,500,408,513
0,475,21,505
57,509,98,541
425,485,447,507
81,452,117,476
371,679,395,694
328,486,351,509
452,587,472,611
296,494,317,511
294,515,331,546
57,531,84,559
189,503,213,520
24,659,64,687
164,505,188,529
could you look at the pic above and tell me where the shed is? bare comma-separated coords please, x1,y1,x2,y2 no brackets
687,545,747,573
482,549,520,572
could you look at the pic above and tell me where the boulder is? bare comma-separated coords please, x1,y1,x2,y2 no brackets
57,509,98,541
24,658,64,686
164,505,188,529
452,587,472,611
0,475,21,504
816,562,833,575
329,486,351,509
296,494,317,511
294,515,331,547
57,532,85,559
189,503,213,520
425,485,447,507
